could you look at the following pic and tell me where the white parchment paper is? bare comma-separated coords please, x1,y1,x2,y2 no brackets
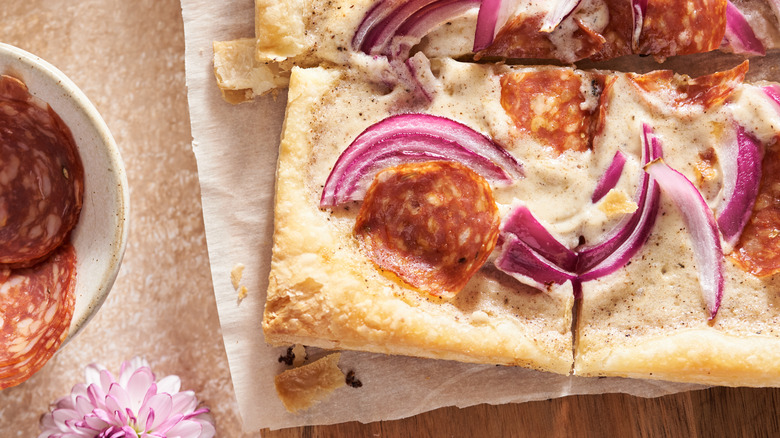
180,0,780,431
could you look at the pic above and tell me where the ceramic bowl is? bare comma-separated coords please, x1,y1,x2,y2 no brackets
0,43,129,342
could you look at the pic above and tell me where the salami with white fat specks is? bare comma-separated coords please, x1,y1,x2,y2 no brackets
0,243,76,389
0,75,84,267
354,161,500,300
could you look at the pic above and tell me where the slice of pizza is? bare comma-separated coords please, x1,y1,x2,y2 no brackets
213,0,780,102
263,55,780,385
574,63,780,386
263,60,579,373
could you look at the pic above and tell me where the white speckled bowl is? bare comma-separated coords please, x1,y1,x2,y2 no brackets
0,43,129,343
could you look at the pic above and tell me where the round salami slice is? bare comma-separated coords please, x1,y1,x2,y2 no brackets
354,161,500,300
638,0,727,58
501,68,606,154
0,243,76,389
0,75,84,267
731,141,780,277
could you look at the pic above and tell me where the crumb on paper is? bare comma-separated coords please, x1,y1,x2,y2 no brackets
598,189,638,216
237,285,248,301
274,352,345,413
230,263,245,289
345,370,362,388
278,344,307,366
292,344,307,367
212,39,290,104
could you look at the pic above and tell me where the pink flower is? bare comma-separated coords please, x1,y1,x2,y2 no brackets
39,357,216,438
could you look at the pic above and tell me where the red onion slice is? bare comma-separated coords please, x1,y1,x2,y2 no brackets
591,150,627,203
501,202,578,270
722,1,766,56
578,124,662,275
353,2,396,52
391,0,481,58
540,0,583,33
473,0,519,51
717,125,763,248
360,0,440,55
645,158,724,320
764,84,780,108
495,235,577,291
321,114,524,207
631,0,648,51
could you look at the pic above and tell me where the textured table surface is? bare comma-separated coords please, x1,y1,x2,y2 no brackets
2,1,780,437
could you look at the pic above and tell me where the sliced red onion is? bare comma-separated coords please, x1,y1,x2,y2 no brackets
391,0,481,58
591,150,627,203
473,0,520,51
645,158,724,320
404,52,438,101
722,1,766,56
501,202,578,271
356,0,480,57
321,114,524,207
717,125,762,248
494,235,577,291
763,84,780,108
631,0,648,51
540,0,583,33
577,124,662,275
353,2,396,52
360,0,441,55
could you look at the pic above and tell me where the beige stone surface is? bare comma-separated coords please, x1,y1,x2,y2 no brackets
0,1,253,436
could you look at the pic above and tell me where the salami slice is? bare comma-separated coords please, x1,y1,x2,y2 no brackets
482,13,605,63
501,68,606,154
0,75,84,267
638,0,728,58
0,243,76,389
628,61,748,113
354,161,500,300
731,140,780,277
591,0,633,61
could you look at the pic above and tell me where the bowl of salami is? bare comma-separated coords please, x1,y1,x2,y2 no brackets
0,43,129,389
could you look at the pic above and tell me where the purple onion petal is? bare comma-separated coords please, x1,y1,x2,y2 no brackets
501,203,578,270
645,158,724,320
321,114,523,207
391,0,481,58
592,150,628,203
631,0,648,51
540,0,583,33
495,235,577,291
722,1,766,56
717,125,763,248
577,123,661,273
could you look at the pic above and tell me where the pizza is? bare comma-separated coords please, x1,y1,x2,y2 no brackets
214,1,780,387
214,0,780,103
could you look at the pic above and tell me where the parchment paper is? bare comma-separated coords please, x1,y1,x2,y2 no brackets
180,0,779,431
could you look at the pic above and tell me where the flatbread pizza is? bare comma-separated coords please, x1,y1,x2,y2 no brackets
212,0,780,390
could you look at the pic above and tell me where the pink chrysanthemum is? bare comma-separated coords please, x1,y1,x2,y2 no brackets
38,357,216,438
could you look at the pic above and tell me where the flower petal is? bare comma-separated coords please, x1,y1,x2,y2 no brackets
84,363,105,386
99,369,116,393
156,375,181,395
141,393,173,430
170,391,197,415
126,368,156,412
166,419,203,438
119,357,151,387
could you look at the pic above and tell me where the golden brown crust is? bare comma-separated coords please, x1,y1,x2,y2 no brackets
274,352,345,413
